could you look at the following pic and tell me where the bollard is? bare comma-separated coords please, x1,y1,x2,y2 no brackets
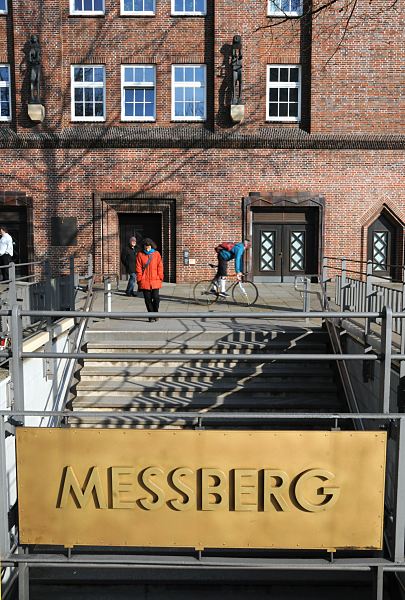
104,277,112,313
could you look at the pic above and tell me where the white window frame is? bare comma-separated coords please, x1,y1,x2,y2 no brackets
71,65,106,122
120,0,155,15
70,0,105,16
121,65,156,121
266,64,301,122
171,0,206,16
0,64,11,122
268,0,303,17
0,0,7,15
171,64,206,122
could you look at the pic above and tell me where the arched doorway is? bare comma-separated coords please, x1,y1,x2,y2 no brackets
367,211,402,279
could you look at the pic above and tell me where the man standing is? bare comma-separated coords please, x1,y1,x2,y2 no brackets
0,226,14,282
121,236,139,296
212,239,251,297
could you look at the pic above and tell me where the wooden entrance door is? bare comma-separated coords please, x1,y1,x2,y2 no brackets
253,221,311,282
118,213,162,277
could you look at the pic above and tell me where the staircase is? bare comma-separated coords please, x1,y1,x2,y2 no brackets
68,326,346,427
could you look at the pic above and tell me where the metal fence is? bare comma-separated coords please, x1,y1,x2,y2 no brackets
1,291,405,598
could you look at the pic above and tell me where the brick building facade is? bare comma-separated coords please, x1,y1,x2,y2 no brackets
0,0,404,282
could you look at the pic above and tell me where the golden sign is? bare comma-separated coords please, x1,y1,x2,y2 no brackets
16,429,386,550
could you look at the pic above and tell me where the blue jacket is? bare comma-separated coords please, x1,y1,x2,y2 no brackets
219,242,245,273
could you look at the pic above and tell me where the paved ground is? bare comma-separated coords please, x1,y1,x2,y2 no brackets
88,282,324,333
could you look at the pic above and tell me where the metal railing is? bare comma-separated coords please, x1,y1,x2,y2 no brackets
0,276,405,599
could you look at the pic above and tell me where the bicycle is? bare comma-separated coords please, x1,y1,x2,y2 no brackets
193,264,259,306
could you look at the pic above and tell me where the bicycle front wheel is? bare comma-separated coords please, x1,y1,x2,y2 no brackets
193,280,217,306
232,281,259,306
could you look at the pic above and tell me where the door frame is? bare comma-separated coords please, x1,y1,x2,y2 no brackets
243,192,324,282
94,193,179,283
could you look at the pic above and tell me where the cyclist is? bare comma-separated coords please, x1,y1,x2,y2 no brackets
212,239,251,297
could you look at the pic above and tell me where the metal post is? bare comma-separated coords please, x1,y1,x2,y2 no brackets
0,417,10,557
8,262,17,307
87,253,93,280
393,417,405,563
379,306,393,414
10,305,24,417
372,566,383,600
104,278,112,313
321,257,328,309
44,260,52,311
303,277,310,312
365,260,373,338
400,266,405,379
69,256,75,310
18,547,29,600
340,258,347,311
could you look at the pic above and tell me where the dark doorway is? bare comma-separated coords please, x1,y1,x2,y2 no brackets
367,212,400,279
119,213,162,278
252,209,318,282
0,206,28,265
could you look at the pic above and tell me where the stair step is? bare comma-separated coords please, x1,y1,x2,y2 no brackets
85,330,329,344
82,359,335,368
78,365,334,379
72,392,340,407
86,340,328,351
75,380,337,393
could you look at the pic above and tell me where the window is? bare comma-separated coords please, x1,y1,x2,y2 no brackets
121,0,155,14
268,0,302,16
70,0,104,15
71,65,105,121
171,0,206,16
0,65,11,121
266,65,301,122
121,65,156,121
0,0,7,14
172,65,206,121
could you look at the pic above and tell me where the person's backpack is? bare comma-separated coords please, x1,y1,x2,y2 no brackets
215,241,236,253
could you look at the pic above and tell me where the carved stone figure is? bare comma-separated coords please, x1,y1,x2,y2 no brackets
28,35,41,103
231,34,242,105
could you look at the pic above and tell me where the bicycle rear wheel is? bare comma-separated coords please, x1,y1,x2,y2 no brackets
232,281,259,306
193,279,217,305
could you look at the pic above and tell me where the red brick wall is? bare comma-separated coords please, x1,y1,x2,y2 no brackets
0,0,403,133
0,148,403,281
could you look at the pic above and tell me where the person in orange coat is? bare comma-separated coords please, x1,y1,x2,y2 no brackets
136,238,164,322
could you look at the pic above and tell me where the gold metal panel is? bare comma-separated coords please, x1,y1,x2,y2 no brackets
16,429,386,550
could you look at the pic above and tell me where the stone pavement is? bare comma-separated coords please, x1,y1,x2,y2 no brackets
88,282,323,334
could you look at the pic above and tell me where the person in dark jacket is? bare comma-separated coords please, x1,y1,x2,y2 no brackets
136,238,164,322
121,236,139,296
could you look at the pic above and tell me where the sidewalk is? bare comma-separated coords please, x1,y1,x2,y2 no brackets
88,282,323,333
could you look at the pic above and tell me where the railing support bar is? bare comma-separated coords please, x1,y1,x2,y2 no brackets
400,266,405,379
372,566,384,600
394,417,405,563
340,258,347,312
0,417,10,557
10,305,24,418
18,548,29,600
321,257,328,309
69,255,75,310
379,306,393,414
365,260,373,338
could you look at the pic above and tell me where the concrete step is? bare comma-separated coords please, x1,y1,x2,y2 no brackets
78,365,334,379
75,380,337,393
85,329,329,344
86,340,328,351
72,394,341,410
82,359,335,369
